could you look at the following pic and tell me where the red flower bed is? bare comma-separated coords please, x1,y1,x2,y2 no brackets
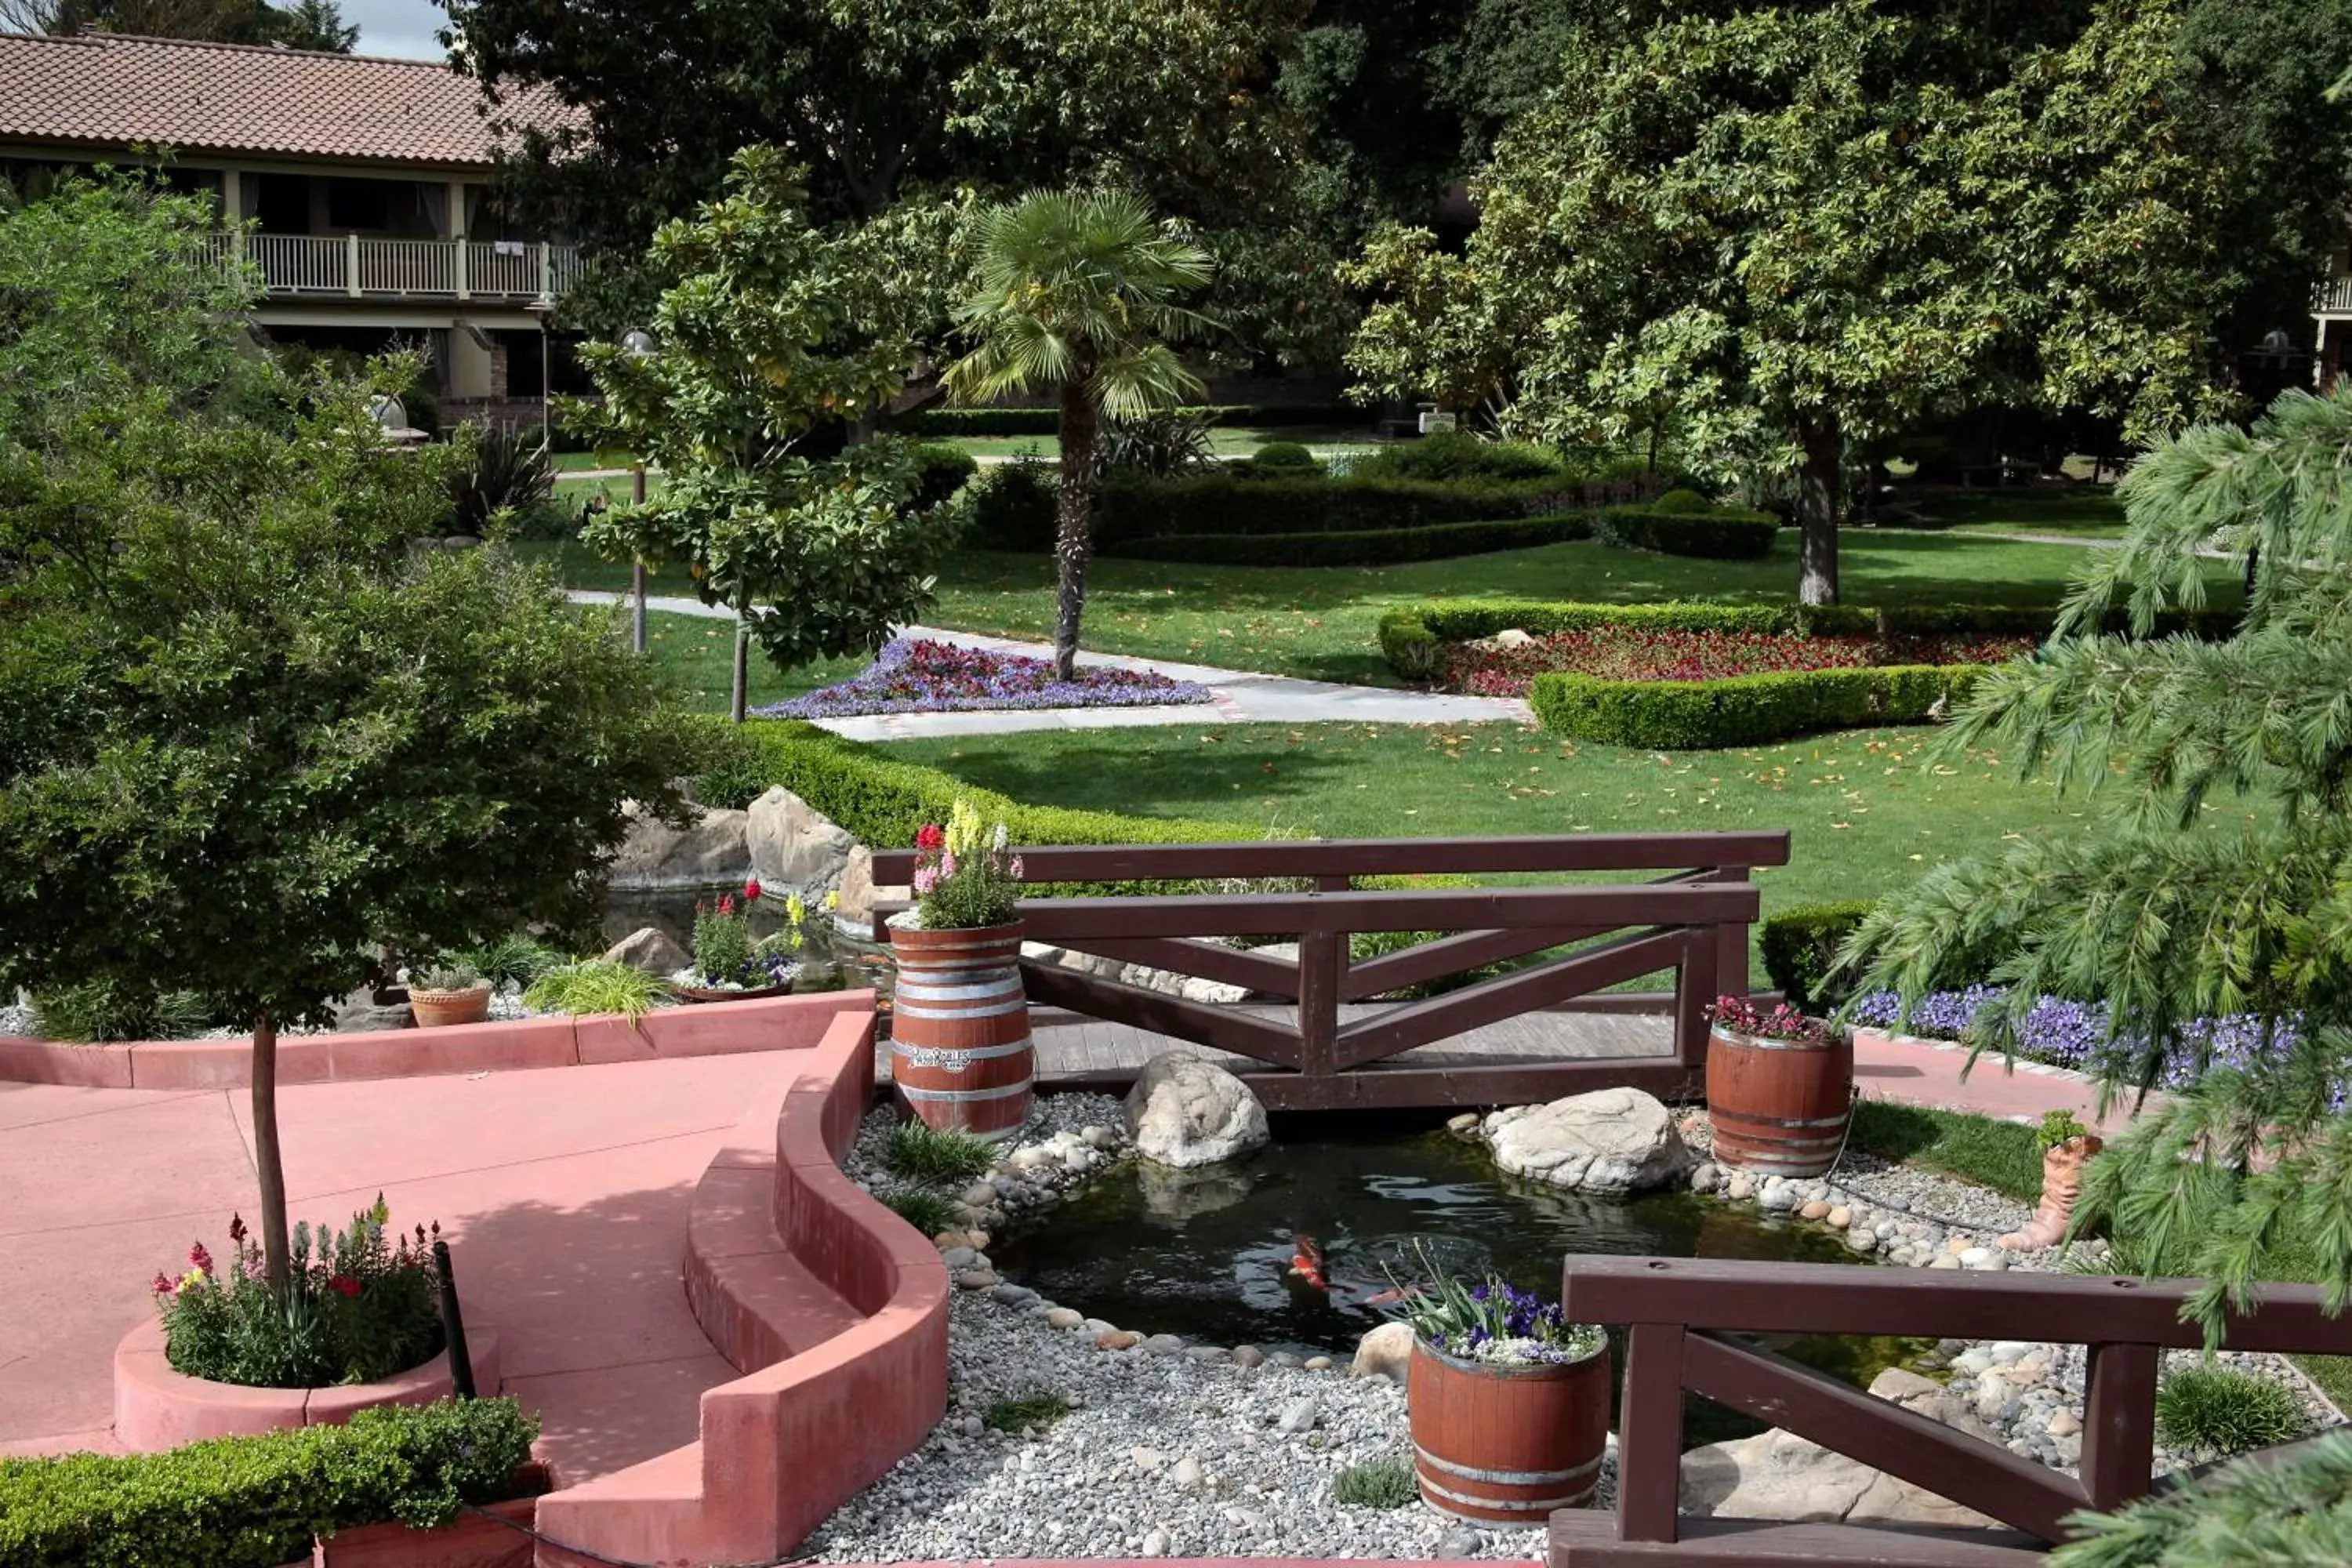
1446,627,2037,698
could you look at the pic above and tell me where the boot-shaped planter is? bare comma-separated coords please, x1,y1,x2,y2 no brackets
1999,1133,2103,1250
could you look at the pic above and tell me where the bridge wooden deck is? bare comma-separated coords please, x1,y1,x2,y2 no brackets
877,1002,1677,1098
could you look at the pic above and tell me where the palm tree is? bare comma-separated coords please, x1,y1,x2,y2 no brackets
945,190,1214,680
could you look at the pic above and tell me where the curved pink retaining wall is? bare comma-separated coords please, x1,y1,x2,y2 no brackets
0,990,873,1090
114,1315,502,1452
532,1007,950,1568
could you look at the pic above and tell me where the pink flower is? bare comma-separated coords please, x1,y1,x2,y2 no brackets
1008,856,1025,879
152,1272,174,1295
912,866,938,895
188,1242,212,1276
719,893,735,916
939,851,956,879
743,877,763,902
916,823,945,851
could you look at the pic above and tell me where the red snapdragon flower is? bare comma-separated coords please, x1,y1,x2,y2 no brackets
152,1272,175,1295
718,893,735,916
330,1276,361,1298
743,877,763,902
188,1241,213,1275
915,823,945,851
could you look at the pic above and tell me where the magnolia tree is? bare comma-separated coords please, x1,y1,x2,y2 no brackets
574,147,962,720
0,178,704,1286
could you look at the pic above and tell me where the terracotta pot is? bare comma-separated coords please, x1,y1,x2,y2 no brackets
1705,1023,1853,1178
1408,1338,1610,1526
408,982,492,1029
1999,1133,2103,1250
313,1463,548,1567
886,919,1033,1141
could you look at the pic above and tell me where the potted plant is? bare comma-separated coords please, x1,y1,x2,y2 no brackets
1704,995,1853,1178
408,960,492,1028
1999,1110,2104,1250
673,877,794,1002
1386,1250,1610,1526
884,798,1033,1139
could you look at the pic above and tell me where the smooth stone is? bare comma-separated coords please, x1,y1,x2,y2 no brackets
1170,1456,1207,1490
1303,1356,1334,1371
1690,1162,1719,1193
1230,1345,1265,1369
1726,1174,1755,1201
599,924,689,976
989,1283,1039,1307
1988,1341,2035,1364
1143,1334,1185,1356
961,1181,998,1207
1081,1124,1117,1149
965,1228,992,1249
1276,1396,1319,1436
1185,1345,1231,1363
1436,1525,1483,1558
2049,1410,2082,1438
1827,1206,1853,1229
1446,1112,1482,1135
1096,1330,1142,1351
1799,1200,1831,1221
1131,1446,1170,1472
955,1269,1000,1290
1141,1530,1171,1557
1351,1321,1414,1383
1846,1230,1878,1254
1045,1307,1083,1330
939,1246,980,1269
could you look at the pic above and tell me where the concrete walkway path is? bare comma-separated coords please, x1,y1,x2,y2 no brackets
565,591,1532,735
1852,1029,2159,1137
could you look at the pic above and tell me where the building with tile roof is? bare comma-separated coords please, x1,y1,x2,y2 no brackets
0,29,589,424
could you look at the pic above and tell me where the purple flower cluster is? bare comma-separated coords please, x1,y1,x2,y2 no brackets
1852,985,2303,1091
756,638,1212,720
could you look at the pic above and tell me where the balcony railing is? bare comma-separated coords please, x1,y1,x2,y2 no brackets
2314,277,2352,315
196,233,580,304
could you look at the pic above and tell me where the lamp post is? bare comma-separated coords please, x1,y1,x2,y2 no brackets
619,328,658,655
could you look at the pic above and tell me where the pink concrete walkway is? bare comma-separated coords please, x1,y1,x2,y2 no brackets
0,1052,800,1479
1853,1027,2164,1136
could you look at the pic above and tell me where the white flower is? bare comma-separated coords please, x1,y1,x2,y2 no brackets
993,822,1008,851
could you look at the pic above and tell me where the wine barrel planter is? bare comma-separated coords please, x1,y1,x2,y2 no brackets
1705,1022,1854,1178
1407,1339,1610,1526
885,920,1033,1141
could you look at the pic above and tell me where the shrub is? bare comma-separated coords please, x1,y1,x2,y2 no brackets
713,719,1261,895
29,980,210,1042
1111,514,1594,567
959,458,1058,551
459,933,564,991
1102,411,1214,477
2154,1366,2310,1460
910,442,980,510
907,402,1361,437
692,723,782,810
1095,472,1595,546
1352,431,1561,482
1236,440,1323,479
447,423,561,539
1331,1454,1419,1508
157,1199,442,1388
1760,902,1877,1011
1528,664,1985,748
0,1396,539,1568
883,1119,996,1184
522,960,668,1022
876,1183,960,1236
984,1392,1071,1433
1595,503,1780,561
1650,487,1716,514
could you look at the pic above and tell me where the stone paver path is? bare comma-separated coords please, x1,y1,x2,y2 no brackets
565,591,1531,735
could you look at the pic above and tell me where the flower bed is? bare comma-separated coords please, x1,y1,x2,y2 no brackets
1849,985,2302,1091
756,637,1211,719
1446,626,2037,699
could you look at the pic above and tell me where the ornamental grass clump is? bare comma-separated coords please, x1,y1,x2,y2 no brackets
909,798,1024,930
1708,995,1838,1049
1382,1244,1603,1367
155,1197,443,1388
1331,1454,1419,1508
881,1119,996,1183
2154,1365,2309,1461
522,959,667,1023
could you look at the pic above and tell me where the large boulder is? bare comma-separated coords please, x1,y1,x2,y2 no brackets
746,786,855,900
1350,1322,1415,1384
1484,1087,1688,1196
835,844,909,931
607,802,750,889
601,925,689,977
1679,1428,1997,1530
1123,1051,1270,1168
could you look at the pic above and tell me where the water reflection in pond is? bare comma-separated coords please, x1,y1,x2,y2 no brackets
992,1121,1927,1447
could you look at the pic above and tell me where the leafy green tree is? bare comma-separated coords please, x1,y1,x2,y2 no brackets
943,189,1214,680
1847,383,2352,1347
1345,0,2240,605
441,0,1300,336
0,180,703,1287
572,148,960,721
9,0,358,48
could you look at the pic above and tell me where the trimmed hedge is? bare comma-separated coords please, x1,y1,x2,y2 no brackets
1110,514,1595,567
1595,503,1780,561
1761,901,1877,1011
1097,473,1599,546
1349,432,1563,483
1529,665,1985,749
0,1397,539,1568
714,720,1264,895
907,402,1360,437
910,442,980,510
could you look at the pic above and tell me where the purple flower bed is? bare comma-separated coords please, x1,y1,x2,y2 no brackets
1851,985,2302,1090
756,637,1214,720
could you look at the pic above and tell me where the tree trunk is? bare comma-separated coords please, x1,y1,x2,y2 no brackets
251,1011,290,1289
1051,377,1099,683
730,609,749,724
1796,417,1843,608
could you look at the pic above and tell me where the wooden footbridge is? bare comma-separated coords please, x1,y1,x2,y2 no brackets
870,830,1786,1110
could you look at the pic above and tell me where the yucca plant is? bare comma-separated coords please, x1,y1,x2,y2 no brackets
943,190,1215,680
447,423,557,536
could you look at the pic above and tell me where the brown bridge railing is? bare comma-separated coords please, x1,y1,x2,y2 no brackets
871,832,1788,1110
1550,1255,2352,1566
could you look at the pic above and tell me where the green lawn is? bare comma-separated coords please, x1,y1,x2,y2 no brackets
1912,488,2129,539
603,608,870,714
524,529,2225,688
